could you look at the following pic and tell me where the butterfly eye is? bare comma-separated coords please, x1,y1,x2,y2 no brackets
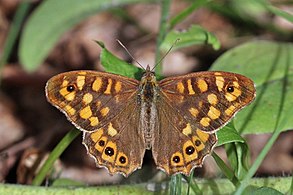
226,86,234,93
185,146,195,155
98,140,105,147
119,156,126,164
194,140,201,147
66,84,76,92
172,155,181,163
105,147,115,156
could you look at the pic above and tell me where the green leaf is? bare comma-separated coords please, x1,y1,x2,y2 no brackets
97,41,144,79
0,177,291,194
225,142,249,180
219,122,249,180
214,122,248,186
19,0,154,72
243,186,284,195
210,41,293,134
160,25,220,52
216,122,246,146
51,178,86,187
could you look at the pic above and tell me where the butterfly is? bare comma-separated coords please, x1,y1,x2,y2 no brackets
45,66,255,177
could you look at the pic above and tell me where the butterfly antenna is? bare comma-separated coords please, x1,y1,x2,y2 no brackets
151,38,180,72
116,39,145,70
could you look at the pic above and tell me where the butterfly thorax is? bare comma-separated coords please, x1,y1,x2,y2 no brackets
138,70,159,149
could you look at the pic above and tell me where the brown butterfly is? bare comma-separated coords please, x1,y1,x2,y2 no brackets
45,66,255,177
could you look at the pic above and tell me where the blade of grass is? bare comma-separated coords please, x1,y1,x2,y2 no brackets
0,2,31,72
258,0,293,23
212,152,240,187
170,174,182,195
169,0,209,29
208,2,290,37
185,171,202,195
288,175,293,195
266,5,293,23
32,129,80,186
235,132,282,194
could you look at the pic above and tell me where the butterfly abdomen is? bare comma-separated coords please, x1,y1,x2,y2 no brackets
138,72,160,149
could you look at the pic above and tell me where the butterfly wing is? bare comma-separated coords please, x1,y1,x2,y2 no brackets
152,71,255,175
82,101,146,177
152,98,217,175
46,70,139,132
158,71,256,133
46,70,146,176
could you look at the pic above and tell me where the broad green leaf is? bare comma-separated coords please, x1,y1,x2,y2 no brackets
217,122,246,146
19,0,154,72
211,41,293,134
97,41,143,79
160,25,220,52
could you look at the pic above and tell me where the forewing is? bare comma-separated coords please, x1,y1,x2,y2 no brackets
152,99,217,176
82,102,146,177
159,71,256,133
45,70,139,132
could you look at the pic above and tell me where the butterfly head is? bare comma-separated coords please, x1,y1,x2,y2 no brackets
141,65,156,83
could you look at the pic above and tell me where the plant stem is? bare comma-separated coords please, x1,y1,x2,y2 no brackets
155,0,172,76
32,129,80,186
